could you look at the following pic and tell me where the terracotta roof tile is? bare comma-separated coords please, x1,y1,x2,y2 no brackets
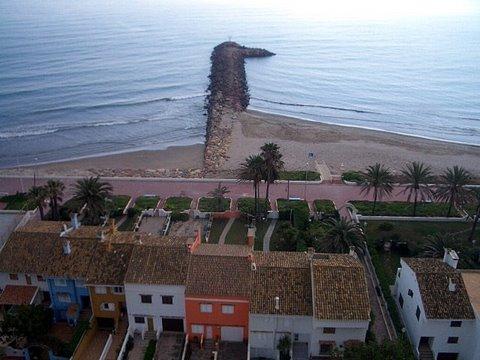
403,258,475,319
193,243,252,257
186,255,251,298
125,245,190,285
312,254,370,321
0,285,38,305
85,243,133,285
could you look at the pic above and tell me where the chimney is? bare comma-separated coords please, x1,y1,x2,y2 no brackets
62,224,68,232
63,240,71,255
448,277,457,292
97,230,106,241
349,246,358,259
307,247,315,260
443,248,459,269
71,213,80,229
274,296,280,311
247,227,255,248
108,218,117,234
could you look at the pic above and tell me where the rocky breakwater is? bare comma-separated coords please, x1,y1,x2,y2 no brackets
204,42,274,173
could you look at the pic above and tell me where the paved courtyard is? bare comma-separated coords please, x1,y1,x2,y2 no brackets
155,332,185,360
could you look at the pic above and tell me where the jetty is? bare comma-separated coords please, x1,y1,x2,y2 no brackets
203,42,274,173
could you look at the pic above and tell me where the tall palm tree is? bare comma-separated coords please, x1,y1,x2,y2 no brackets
420,233,457,258
208,183,230,212
238,154,265,217
72,177,112,225
468,188,480,243
261,142,284,201
27,186,48,220
400,162,434,216
435,166,471,217
45,180,65,220
361,163,394,215
316,217,365,253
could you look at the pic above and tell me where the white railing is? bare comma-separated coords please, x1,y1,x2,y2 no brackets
99,333,113,360
180,334,189,360
116,326,132,360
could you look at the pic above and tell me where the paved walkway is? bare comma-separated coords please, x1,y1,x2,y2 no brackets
316,160,332,182
155,332,184,360
262,219,277,252
218,217,235,244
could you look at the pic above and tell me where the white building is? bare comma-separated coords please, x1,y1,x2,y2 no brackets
124,244,190,338
249,251,370,359
393,250,479,360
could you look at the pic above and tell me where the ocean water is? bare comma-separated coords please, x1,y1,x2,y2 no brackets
0,0,479,168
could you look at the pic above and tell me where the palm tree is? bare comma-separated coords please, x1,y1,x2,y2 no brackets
27,186,48,220
468,188,480,243
435,166,471,217
208,183,230,212
72,177,112,225
361,163,394,215
261,142,284,201
420,233,457,258
238,154,265,217
400,162,434,216
45,179,65,220
316,217,365,253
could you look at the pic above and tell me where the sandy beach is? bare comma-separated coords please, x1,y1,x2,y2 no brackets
1,110,479,178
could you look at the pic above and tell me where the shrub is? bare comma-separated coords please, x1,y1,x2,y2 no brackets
342,170,363,183
127,207,141,218
170,212,189,222
378,222,394,231
143,340,157,360
279,171,321,181
198,197,230,212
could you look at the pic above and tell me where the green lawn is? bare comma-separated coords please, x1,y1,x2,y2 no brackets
117,215,138,231
112,195,130,211
277,199,309,212
198,197,230,212
366,220,480,284
134,196,159,210
253,220,271,251
0,193,35,210
313,199,336,214
237,197,271,215
341,170,363,183
224,218,249,245
279,170,320,181
351,200,460,217
164,197,192,212
207,218,228,243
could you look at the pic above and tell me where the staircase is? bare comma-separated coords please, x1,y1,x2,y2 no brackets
144,330,157,341
418,344,434,360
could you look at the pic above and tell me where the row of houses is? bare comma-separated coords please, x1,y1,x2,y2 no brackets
0,216,371,359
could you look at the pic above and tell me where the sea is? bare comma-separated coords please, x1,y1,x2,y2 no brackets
1,0,479,168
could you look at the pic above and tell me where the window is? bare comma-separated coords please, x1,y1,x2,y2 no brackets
450,321,462,327
162,296,173,304
399,293,404,308
408,289,414,297
9,273,18,280
113,286,124,294
95,286,107,294
200,303,212,313
76,280,85,287
57,292,71,303
134,316,145,324
222,305,234,314
141,295,152,304
294,334,299,341
37,275,45,282
101,303,115,311
447,337,459,344
319,343,333,354
416,306,421,321
54,278,67,287
323,327,336,334
191,324,204,334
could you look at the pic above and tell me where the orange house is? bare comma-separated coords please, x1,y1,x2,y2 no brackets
185,244,252,342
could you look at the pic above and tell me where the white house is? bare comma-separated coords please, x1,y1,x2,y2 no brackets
249,251,370,359
124,244,191,338
393,250,478,360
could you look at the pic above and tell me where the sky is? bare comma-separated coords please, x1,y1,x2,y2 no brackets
201,0,479,20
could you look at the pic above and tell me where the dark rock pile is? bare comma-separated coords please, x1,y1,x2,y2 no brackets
203,42,274,173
